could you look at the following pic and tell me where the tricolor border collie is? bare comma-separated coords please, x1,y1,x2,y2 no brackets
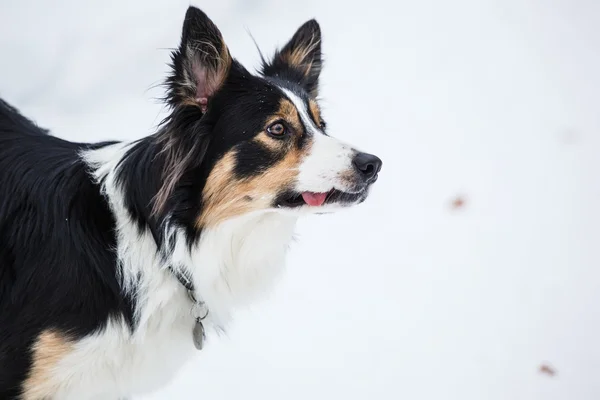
0,6,382,399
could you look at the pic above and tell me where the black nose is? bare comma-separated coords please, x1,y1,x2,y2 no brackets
352,152,382,182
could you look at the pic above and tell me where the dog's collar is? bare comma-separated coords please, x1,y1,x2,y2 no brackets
168,266,209,350
168,265,195,293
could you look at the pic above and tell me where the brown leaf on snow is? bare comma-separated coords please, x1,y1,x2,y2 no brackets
539,364,557,377
450,196,466,210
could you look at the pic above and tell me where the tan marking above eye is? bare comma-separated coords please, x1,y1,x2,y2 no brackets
270,98,302,133
308,100,323,128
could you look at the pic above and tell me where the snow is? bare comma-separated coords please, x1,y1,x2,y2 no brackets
2,0,600,398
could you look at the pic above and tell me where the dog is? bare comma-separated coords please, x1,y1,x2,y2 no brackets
0,6,382,399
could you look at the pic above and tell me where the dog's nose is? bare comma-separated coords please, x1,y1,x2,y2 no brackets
353,152,382,183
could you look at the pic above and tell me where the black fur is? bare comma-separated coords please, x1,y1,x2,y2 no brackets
234,140,282,178
0,99,135,398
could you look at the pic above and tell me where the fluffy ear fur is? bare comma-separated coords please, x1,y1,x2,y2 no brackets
261,20,322,97
154,7,231,215
166,6,232,112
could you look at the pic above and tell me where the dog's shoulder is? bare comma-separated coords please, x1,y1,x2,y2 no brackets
0,98,50,136
0,99,136,399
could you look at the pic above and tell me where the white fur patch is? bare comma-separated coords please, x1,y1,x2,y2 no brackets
40,144,300,399
279,88,357,193
172,211,297,328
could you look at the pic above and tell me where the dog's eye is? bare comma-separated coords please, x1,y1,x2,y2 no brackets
267,122,287,137
320,120,327,129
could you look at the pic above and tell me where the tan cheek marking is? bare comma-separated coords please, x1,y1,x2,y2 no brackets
197,151,250,228
22,330,72,400
197,137,313,228
308,100,321,127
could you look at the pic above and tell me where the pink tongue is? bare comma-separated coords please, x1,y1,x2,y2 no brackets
301,192,328,207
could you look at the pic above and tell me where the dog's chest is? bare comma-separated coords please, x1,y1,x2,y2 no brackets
51,212,298,399
185,212,299,325
52,289,196,399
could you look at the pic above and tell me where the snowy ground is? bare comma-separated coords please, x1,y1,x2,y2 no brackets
2,0,600,399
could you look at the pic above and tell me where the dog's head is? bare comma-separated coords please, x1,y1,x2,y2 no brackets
156,7,382,228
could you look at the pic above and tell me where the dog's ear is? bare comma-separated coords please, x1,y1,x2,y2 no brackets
166,6,232,112
154,7,231,215
261,20,322,97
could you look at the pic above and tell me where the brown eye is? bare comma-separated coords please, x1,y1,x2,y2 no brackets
320,120,327,129
267,122,287,137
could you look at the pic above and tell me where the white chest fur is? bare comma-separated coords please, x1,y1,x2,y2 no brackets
50,211,297,399
177,211,298,327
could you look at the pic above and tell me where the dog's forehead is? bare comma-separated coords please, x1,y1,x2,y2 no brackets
265,78,314,110
263,77,322,123
252,76,313,109
219,74,321,131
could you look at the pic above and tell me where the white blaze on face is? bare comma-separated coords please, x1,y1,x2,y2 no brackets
279,88,356,193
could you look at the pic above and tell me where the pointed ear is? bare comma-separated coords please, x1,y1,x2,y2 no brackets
166,7,232,112
262,20,322,97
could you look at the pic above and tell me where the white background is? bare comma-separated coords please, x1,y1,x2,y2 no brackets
1,0,599,399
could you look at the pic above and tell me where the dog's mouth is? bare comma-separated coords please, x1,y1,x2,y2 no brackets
276,188,367,209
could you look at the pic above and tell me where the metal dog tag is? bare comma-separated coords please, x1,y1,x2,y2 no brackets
192,318,205,350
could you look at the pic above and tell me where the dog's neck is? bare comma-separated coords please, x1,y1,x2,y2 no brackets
83,141,298,330
168,211,297,326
